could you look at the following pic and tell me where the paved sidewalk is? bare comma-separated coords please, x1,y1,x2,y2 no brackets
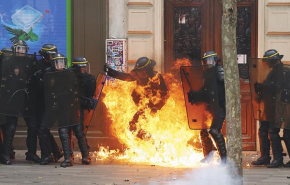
0,150,289,185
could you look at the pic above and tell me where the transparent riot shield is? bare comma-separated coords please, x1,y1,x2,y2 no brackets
180,65,220,130
275,64,290,129
0,53,38,117
43,69,80,128
83,73,107,135
248,58,279,122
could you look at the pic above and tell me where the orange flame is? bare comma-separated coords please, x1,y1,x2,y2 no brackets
204,108,213,128
101,58,212,167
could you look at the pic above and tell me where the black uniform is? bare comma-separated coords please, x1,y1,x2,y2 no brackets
200,65,227,164
0,42,40,165
35,58,64,165
266,64,290,168
193,51,227,164
0,125,4,156
251,49,290,168
3,69,35,163
58,56,93,167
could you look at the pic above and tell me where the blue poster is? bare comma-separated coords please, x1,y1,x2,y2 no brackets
0,0,69,58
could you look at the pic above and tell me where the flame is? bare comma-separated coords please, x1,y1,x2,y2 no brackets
205,108,213,127
101,58,216,167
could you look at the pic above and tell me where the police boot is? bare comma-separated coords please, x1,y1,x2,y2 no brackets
48,131,63,162
1,127,15,159
283,129,290,168
1,125,16,165
268,129,284,168
0,134,3,156
59,128,73,167
73,125,91,165
252,130,271,165
200,129,214,163
210,128,227,164
38,129,54,165
69,128,75,160
70,128,74,151
10,146,15,159
25,127,41,163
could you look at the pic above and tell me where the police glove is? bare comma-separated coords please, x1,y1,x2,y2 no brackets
281,89,290,103
87,98,96,110
254,82,262,95
216,66,224,82
103,64,109,72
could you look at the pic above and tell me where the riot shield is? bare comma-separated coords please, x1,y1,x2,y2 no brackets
0,53,38,117
43,69,80,128
180,65,220,130
248,58,279,122
275,64,290,129
83,73,107,135
0,115,7,126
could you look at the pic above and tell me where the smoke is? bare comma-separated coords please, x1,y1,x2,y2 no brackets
150,162,243,185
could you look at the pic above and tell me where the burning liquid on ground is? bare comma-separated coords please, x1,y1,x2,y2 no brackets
92,59,218,167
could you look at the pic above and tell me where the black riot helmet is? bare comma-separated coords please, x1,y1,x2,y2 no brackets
51,53,67,71
0,47,13,60
1,47,12,53
202,51,221,65
72,57,90,74
133,57,156,78
262,49,283,62
11,40,29,54
0,47,12,55
39,44,58,61
134,57,156,71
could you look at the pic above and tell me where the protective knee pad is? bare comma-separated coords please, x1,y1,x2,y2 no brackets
269,127,280,139
209,128,221,138
38,129,49,139
6,125,16,135
259,121,270,132
284,129,290,138
73,125,84,140
59,128,69,140
283,129,290,153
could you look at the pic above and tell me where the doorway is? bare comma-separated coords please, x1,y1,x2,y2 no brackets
164,0,258,150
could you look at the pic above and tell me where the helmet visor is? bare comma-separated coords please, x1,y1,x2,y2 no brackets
203,57,216,65
54,59,66,71
15,46,28,54
14,68,20,76
80,63,90,74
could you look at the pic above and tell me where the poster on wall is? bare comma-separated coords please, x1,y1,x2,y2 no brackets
0,0,71,63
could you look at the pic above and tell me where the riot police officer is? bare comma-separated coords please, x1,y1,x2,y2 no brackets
0,47,14,160
251,49,290,168
0,41,41,165
199,51,227,164
36,44,63,165
0,48,9,159
104,57,169,138
58,56,92,167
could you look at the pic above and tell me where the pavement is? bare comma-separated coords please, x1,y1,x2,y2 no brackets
0,150,289,185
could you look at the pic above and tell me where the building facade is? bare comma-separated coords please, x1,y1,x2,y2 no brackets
107,0,290,152
14,0,290,153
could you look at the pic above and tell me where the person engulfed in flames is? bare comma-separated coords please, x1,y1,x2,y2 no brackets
104,57,169,138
